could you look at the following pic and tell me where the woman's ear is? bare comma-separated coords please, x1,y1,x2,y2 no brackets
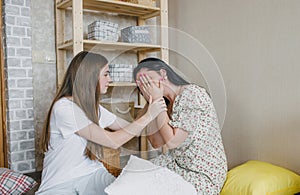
159,69,167,77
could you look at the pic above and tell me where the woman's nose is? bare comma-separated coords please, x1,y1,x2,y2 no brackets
108,75,113,82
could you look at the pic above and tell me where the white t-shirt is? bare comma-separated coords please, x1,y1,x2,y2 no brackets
38,97,116,192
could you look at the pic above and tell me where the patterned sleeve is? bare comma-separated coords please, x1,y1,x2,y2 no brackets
169,85,211,145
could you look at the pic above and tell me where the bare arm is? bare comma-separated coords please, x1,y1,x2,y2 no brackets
107,116,130,130
77,113,151,149
138,74,188,149
154,111,188,149
135,104,165,148
144,108,188,149
77,97,167,149
146,119,165,148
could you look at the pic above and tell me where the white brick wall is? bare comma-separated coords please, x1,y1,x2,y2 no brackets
3,0,35,173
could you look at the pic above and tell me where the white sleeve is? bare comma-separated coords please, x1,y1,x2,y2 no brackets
99,105,116,128
53,100,92,138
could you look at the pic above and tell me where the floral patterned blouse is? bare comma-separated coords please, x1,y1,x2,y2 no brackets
150,84,227,195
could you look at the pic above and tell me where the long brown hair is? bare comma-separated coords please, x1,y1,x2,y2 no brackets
41,51,108,156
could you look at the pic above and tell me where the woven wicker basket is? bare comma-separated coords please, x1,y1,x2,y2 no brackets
87,20,119,42
121,26,151,43
101,147,122,177
86,142,122,177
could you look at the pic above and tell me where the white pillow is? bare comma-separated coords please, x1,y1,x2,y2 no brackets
104,155,197,195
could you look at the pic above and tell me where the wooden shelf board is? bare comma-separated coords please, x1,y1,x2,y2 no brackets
57,40,73,50
58,39,161,52
109,82,136,87
57,0,160,18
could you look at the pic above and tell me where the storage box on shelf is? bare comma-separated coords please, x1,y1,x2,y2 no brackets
121,26,151,43
109,64,134,83
87,20,119,42
101,147,122,177
84,142,122,177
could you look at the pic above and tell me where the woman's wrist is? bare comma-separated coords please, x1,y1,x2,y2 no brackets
151,95,163,101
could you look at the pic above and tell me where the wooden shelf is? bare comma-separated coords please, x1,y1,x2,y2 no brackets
57,0,160,19
55,0,168,161
58,39,161,52
109,82,136,87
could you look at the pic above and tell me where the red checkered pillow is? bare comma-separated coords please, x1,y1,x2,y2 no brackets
0,168,37,195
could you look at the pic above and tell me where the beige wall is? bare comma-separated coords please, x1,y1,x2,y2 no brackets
169,0,300,174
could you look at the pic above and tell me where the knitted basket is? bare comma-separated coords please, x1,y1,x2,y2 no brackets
86,142,122,177
87,20,119,42
101,147,122,177
121,26,150,43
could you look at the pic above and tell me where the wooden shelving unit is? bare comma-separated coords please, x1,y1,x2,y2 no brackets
55,0,169,160
55,0,168,87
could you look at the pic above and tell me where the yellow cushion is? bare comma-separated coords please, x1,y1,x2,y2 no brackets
220,160,300,195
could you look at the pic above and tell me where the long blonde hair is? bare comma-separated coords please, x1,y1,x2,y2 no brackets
41,51,108,158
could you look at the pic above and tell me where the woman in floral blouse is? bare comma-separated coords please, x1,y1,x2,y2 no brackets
133,58,227,195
